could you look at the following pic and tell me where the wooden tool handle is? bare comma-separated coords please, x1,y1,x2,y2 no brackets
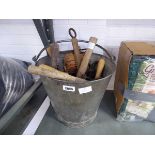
28,65,85,83
71,38,81,69
47,45,52,57
95,58,105,79
77,37,98,78
47,43,59,68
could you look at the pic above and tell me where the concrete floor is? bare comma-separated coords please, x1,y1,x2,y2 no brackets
35,91,155,135
3,87,155,135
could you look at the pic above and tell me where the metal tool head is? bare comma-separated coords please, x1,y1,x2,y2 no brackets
69,28,77,38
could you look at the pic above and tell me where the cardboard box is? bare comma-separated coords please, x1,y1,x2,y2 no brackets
114,41,155,115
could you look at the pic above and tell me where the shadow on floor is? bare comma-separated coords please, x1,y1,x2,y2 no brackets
99,91,117,118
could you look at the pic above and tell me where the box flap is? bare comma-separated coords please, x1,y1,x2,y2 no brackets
114,42,132,112
124,41,155,55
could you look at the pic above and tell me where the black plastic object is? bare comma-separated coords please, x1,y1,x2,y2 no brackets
0,56,34,118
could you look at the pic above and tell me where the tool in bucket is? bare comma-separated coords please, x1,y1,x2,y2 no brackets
69,28,81,69
46,43,59,69
28,64,85,82
95,58,106,80
30,27,116,81
64,28,84,76
77,37,98,78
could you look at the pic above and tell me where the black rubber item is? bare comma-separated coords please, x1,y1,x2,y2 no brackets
0,56,34,118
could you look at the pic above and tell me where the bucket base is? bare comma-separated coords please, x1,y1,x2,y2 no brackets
56,112,97,128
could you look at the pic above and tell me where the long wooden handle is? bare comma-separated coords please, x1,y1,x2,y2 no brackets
28,65,85,82
77,37,97,78
71,38,81,69
47,43,59,68
95,58,105,79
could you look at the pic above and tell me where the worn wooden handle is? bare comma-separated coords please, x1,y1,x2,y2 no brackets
71,38,81,69
47,43,59,68
77,37,98,78
95,58,105,79
28,65,85,82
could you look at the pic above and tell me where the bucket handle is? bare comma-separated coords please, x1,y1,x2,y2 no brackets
32,39,116,63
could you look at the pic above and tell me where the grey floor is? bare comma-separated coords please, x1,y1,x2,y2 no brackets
35,91,155,135
3,87,155,135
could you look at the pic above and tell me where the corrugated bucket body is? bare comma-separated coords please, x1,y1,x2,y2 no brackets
37,40,115,127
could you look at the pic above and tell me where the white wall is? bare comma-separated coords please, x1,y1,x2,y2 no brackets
0,20,43,61
1,19,155,89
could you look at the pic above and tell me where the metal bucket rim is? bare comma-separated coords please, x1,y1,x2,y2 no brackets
36,39,116,84
43,70,114,84
33,39,116,63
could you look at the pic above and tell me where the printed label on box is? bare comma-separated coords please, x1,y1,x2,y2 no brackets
63,85,75,92
78,86,92,94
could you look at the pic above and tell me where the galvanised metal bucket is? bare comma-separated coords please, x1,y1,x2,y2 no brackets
36,40,116,128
